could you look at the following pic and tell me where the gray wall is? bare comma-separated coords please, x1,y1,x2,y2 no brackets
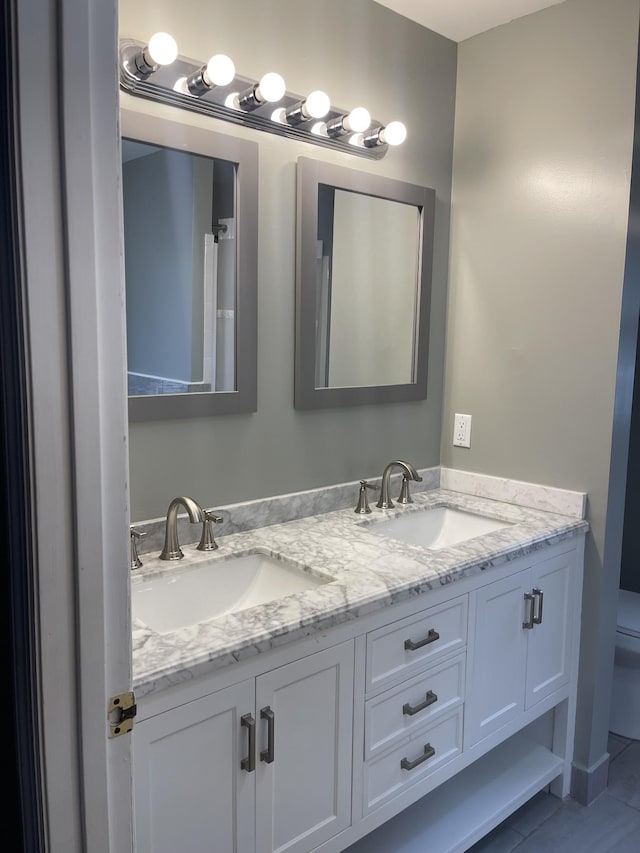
120,0,457,520
442,0,638,790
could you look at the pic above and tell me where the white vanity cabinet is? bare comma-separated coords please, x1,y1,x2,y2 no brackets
254,644,355,853
340,543,582,853
464,550,573,748
134,642,355,853
133,537,584,853
133,678,255,853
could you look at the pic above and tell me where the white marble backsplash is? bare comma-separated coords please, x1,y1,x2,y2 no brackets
133,466,441,556
440,468,586,519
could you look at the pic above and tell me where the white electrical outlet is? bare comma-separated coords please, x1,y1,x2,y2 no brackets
453,413,472,448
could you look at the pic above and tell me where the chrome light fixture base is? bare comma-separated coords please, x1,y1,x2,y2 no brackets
119,39,389,161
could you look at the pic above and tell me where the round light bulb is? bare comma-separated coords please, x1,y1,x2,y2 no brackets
345,107,371,133
271,107,287,123
311,122,328,137
304,90,330,119
206,54,235,87
225,92,240,109
257,72,286,103
147,32,178,66
381,120,407,146
173,76,188,94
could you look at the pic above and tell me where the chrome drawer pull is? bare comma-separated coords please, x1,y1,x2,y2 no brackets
260,706,275,764
533,588,544,624
240,713,255,772
523,592,535,629
400,742,436,771
403,690,438,717
404,628,440,651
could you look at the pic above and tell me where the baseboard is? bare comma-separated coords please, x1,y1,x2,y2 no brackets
570,751,610,805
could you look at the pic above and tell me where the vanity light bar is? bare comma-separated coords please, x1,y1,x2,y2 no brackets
119,37,406,160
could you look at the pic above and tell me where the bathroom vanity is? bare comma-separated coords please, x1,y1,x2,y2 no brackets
130,482,586,853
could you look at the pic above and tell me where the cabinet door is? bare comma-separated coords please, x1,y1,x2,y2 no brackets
255,641,354,853
525,552,572,708
464,573,529,748
134,679,255,853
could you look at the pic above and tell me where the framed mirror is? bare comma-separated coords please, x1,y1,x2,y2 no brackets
121,109,258,420
295,157,435,409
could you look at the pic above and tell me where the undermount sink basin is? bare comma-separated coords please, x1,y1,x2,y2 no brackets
364,506,513,551
132,551,332,634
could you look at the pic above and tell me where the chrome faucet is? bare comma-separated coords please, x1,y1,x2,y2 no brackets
376,460,423,509
130,526,146,570
159,496,205,560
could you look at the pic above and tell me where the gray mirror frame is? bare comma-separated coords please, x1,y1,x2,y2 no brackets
121,108,258,420
294,157,435,409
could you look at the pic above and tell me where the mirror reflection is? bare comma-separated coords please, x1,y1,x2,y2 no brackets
315,187,420,389
122,139,236,397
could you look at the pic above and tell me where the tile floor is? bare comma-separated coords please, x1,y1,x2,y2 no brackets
468,735,640,852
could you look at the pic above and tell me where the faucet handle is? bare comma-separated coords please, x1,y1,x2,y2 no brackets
197,510,224,552
355,480,380,514
130,526,147,570
398,474,415,505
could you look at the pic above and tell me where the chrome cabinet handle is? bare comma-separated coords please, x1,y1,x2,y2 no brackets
260,706,275,764
400,743,436,771
240,713,255,772
402,690,438,717
533,588,544,625
404,628,440,651
523,592,535,629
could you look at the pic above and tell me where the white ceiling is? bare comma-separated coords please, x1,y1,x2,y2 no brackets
374,0,566,42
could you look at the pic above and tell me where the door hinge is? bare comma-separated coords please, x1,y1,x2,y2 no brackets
108,691,137,738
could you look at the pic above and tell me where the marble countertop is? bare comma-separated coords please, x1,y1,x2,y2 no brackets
132,488,588,697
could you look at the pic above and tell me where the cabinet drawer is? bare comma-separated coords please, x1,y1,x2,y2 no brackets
362,709,463,814
364,653,465,760
366,596,467,693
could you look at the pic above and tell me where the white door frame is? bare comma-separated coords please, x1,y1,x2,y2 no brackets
17,0,133,849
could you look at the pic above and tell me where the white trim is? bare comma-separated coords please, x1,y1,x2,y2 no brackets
18,0,133,849
59,0,133,849
17,1,82,845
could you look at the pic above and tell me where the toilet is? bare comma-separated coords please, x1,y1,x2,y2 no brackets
610,589,640,740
